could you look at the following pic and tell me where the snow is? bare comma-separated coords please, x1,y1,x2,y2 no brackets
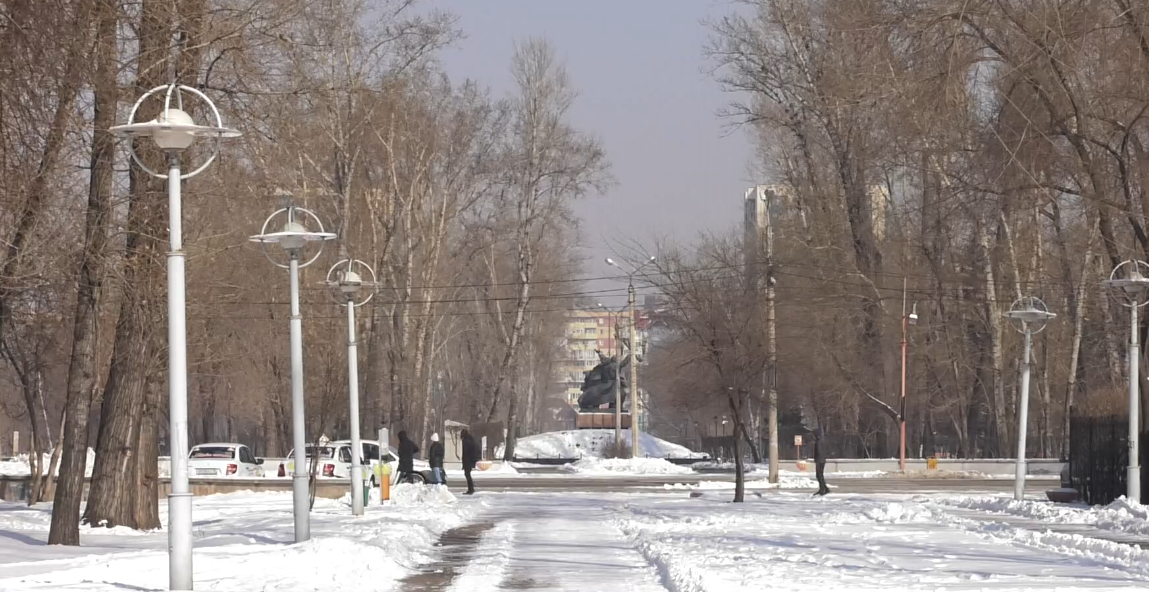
662,476,819,491
0,485,478,590
615,492,1149,590
502,429,706,459
931,495,1149,537
6,481,1149,589
0,448,94,477
560,457,694,475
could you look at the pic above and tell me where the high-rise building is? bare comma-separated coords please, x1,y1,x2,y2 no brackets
556,309,648,406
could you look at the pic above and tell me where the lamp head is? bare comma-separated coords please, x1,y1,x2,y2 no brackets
908,303,918,325
340,270,363,295
277,220,308,251
151,108,197,150
605,257,618,268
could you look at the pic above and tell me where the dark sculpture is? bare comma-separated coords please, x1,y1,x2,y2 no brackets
577,350,632,410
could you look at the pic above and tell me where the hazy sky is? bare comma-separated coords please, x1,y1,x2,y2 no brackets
429,0,755,305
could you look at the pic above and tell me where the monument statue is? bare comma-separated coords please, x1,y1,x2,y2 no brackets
577,349,633,410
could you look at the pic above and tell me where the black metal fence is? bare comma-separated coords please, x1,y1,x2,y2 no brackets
1069,412,1147,505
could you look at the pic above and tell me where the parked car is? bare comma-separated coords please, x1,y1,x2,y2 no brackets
188,443,264,478
278,440,430,484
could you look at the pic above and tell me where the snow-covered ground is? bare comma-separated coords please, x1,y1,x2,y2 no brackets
615,492,1149,591
4,485,1149,590
662,476,819,490
0,484,477,591
503,429,707,459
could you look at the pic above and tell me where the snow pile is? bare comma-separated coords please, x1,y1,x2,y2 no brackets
862,502,936,524
662,476,818,490
502,429,706,460
561,457,693,475
932,495,1149,537
0,448,94,477
0,489,479,590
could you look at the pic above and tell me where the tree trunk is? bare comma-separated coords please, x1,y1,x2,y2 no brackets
37,411,66,503
83,0,166,530
131,373,161,530
979,220,1009,457
729,391,745,503
48,0,116,546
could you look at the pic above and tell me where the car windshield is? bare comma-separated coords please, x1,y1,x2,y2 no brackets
190,446,234,459
301,446,335,459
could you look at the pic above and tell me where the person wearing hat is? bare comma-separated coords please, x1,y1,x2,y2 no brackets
429,432,446,485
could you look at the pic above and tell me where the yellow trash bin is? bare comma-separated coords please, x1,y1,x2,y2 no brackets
927,456,938,471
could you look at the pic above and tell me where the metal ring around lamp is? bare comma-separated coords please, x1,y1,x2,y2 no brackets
252,207,332,269
324,259,378,307
1005,296,1055,335
120,84,233,180
1108,260,1149,308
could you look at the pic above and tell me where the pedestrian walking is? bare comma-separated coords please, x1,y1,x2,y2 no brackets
397,430,419,484
429,432,445,485
813,428,830,496
461,429,479,495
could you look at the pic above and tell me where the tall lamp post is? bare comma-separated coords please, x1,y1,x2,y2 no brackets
1004,296,1056,501
250,205,335,541
110,84,240,591
324,259,377,516
1103,260,1149,503
899,279,918,472
606,256,655,457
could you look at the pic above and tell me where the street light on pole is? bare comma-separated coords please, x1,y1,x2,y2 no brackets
324,259,377,516
606,256,655,457
250,205,335,542
110,83,240,591
1004,296,1056,501
1103,260,1149,503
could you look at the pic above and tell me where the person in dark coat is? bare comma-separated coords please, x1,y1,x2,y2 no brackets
428,433,446,485
813,428,830,496
461,429,479,495
397,430,419,484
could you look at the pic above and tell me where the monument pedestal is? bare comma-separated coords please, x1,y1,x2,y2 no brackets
576,411,631,430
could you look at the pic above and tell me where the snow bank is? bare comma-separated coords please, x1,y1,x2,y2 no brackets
561,457,693,475
0,489,480,590
502,429,706,460
932,495,1149,537
0,448,94,477
662,476,818,490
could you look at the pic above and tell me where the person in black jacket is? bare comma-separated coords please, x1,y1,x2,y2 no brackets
813,428,830,496
397,430,419,484
428,433,445,485
461,429,478,495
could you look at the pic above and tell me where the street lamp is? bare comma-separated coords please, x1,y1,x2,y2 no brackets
110,83,240,591
1103,260,1149,502
324,259,377,516
250,205,335,542
1004,296,1056,501
605,256,655,457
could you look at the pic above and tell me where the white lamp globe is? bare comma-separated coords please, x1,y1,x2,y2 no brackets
278,221,308,251
152,108,198,151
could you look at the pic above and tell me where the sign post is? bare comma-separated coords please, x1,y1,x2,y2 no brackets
794,434,803,459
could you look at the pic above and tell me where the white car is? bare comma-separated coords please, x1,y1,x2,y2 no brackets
188,443,264,478
278,440,430,484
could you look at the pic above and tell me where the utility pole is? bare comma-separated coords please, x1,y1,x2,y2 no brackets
748,187,779,483
629,284,640,457
765,189,779,484
900,279,908,472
